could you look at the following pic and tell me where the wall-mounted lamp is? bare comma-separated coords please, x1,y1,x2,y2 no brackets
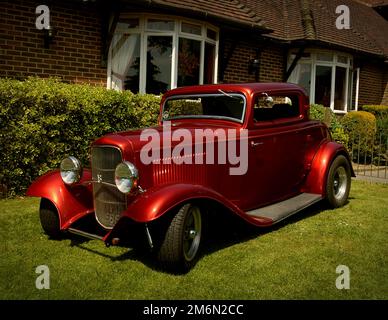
249,58,260,74
43,25,56,49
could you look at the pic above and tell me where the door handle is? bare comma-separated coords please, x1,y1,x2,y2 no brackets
251,141,264,147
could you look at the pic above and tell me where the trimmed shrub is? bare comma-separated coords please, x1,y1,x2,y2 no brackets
360,105,388,119
341,111,376,140
309,104,349,146
360,105,388,132
0,77,161,196
341,111,377,162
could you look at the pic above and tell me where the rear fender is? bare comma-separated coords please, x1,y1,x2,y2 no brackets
26,170,94,229
303,141,355,195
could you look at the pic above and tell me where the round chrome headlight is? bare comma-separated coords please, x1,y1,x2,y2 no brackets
60,156,82,185
115,161,139,194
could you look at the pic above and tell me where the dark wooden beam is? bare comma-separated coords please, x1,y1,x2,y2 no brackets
219,35,240,82
100,1,121,68
284,46,305,81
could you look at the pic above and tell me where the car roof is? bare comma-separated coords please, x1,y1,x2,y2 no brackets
163,82,306,98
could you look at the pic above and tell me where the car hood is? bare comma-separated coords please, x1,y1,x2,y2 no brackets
94,120,243,152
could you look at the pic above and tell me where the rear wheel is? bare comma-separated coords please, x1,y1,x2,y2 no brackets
39,199,62,238
157,203,202,272
326,155,351,208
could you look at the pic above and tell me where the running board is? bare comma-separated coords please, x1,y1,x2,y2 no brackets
67,228,104,241
246,193,322,223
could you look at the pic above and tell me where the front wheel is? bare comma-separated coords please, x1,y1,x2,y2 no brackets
39,198,62,239
157,203,202,272
326,155,351,208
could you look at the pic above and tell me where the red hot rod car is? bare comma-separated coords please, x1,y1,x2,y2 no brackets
27,83,354,272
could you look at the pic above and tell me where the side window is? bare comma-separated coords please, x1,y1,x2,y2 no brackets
253,94,300,122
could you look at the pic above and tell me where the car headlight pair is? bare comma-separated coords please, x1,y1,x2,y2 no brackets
60,157,139,194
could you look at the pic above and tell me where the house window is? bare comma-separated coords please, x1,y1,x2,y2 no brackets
288,51,353,113
108,15,219,94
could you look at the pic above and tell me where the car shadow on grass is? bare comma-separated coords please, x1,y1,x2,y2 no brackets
66,199,345,275
201,200,330,255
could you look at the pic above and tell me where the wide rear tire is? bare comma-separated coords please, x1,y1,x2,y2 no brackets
157,203,202,272
326,155,351,208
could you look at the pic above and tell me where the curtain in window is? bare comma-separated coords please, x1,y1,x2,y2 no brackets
111,34,140,92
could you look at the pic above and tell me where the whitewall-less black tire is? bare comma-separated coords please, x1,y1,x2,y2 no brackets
39,198,62,239
157,203,202,272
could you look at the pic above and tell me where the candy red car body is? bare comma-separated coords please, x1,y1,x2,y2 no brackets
27,83,354,272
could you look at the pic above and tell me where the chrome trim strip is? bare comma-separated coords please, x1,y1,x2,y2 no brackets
68,228,104,241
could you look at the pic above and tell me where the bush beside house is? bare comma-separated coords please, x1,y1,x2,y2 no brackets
309,104,349,147
0,77,160,196
360,105,388,132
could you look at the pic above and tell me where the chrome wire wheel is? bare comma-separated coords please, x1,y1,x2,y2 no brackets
333,166,347,201
183,206,202,262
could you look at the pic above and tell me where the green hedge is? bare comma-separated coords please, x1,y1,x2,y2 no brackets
341,111,377,160
0,77,160,196
360,105,388,132
360,105,388,119
341,111,376,139
309,104,349,146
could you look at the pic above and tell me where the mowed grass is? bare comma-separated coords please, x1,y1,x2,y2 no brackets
0,180,387,300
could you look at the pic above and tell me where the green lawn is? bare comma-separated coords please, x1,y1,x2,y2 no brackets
1,180,387,300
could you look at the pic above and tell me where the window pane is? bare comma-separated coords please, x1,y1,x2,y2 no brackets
338,55,348,64
204,42,215,84
334,66,347,111
178,38,200,86
287,63,311,96
315,65,332,107
116,18,139,30
253,95,300,122
111,33,140,93
146,36,172,94
207,28,217,40
181,22,202,35
317,53,333,62
164,94,245,122
147,19,174,31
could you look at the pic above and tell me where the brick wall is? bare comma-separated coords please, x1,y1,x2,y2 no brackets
382,69,388,106
0,0,106,85
258,46,284,82
220,38,285,83
358,61,387,106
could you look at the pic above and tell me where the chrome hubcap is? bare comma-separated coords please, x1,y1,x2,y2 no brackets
333,166,347,200
183,206,201,262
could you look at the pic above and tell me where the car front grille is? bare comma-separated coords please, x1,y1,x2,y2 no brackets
91,146,126,229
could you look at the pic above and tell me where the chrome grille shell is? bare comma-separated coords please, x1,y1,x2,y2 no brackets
91,146,126,229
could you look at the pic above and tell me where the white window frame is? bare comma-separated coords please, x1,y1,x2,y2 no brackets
107,14,219,94
287,50,354,113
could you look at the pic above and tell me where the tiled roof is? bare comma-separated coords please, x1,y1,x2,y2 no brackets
353,0,388,7
133,0,269,31
132,0,388,58
239,0,388,57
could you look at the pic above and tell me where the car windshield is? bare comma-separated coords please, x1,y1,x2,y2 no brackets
162,92,246,123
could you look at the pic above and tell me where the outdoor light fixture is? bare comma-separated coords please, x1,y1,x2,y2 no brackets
43,25,56,49
249,58,260,74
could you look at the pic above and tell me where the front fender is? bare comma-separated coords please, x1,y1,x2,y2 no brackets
303,141,355,195
26,170,94,229
119,183,273,225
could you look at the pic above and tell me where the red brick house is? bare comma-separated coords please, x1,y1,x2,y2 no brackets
1,0,387,113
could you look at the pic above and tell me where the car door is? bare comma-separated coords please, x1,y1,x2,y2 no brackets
241,92,306,210
242,127,278,210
